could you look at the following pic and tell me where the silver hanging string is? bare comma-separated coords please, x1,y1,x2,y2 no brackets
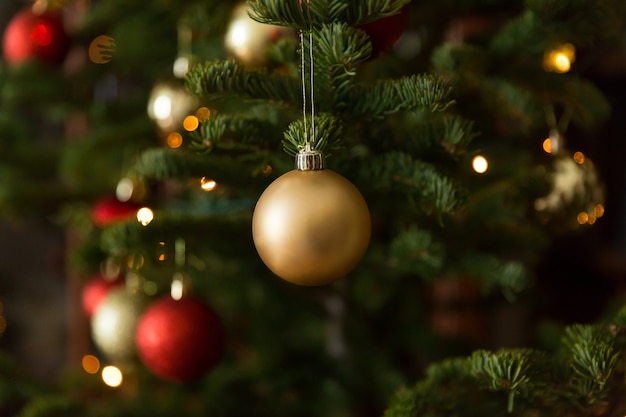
308,29,315,151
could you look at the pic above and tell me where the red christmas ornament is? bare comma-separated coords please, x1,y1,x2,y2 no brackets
136,296,224,382
2,8,70,66
81,274,123,318
92,197,140,227
360,7,408,58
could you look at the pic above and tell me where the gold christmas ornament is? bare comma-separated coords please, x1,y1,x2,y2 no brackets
252,151,371,286
534,149,605,229
91,287,148,364
224,2,291,68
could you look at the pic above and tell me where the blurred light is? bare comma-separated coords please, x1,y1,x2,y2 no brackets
594,204,605,218
472,155,488,174
173,56,190,78
143,281,158,296
82,355,100,374
577,212,589,225
587,214,597,225
200,177,217,191
171,277,184,301
137,207,154,226
196,107,211,122
262,165,273,176
158,242,166,261
152,95,173,121
32,0,48,15
573,151,585,164
116,178,134,202
542,138,553,154
183,115,199,132
89,35,116,64
166,132,183,149
102,366,123,387
543,43,575,74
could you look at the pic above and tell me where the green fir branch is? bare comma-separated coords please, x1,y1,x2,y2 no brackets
282,113,343,155
247,0,410,29
388,226,446,280
185,60,300,104
188,113,279,154
352,75,455,116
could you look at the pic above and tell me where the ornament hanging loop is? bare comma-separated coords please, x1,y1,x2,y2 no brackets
171,238,187,300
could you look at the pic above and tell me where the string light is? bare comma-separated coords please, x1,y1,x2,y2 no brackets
137,207,154,226
543,43,575,73
200,177,217,191
183,115,199,132
82,355,100,374
166,132,183,149
102,366,123,387
472,155,489,174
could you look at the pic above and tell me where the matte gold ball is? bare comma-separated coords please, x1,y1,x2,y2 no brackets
252,169,371,286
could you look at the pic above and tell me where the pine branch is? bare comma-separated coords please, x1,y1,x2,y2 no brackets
388,226,445,280
363,151,465,216
185,60,300,104
352,75,455,117
248,0,411,29
282,113,343,155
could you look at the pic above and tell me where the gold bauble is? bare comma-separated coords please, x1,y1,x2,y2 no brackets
91,288,148,364
252,169,371,286
224,3,291,68
534,150,605,230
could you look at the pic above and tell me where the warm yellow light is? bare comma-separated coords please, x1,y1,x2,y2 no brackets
577,212,589,225
472,155,488,174
553,53,571,73
587,214,597,225
573,151,585,164
82,355,100,374
88,35,116,64
196,107,211,122
183,115,199,132
544,43,575,74
137,207,154,226
594,204,605,218
542,138,552,154
166,132,183,149
102,366,123,387
200,177,217,191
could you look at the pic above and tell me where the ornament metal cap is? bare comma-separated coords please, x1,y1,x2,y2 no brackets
296,150,325,171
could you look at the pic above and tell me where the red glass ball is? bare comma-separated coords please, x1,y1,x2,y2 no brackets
92,197,140,227
136,296,224,382
3,8,70,66
81,274,123,319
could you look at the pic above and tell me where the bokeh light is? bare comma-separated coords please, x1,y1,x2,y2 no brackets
472,155,488,174
82,355,100,374
200,177,217,191
166,132,183,149
183,115,199,132
543,43,575,74
137,207,154,226
196,107,211,122
573,151,585,164
102,366,123,387
89,35,116,64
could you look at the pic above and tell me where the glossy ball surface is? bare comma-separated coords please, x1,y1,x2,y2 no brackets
252,169,371,286
136,296,224,382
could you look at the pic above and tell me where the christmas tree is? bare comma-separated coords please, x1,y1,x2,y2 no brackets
0,0,624,416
